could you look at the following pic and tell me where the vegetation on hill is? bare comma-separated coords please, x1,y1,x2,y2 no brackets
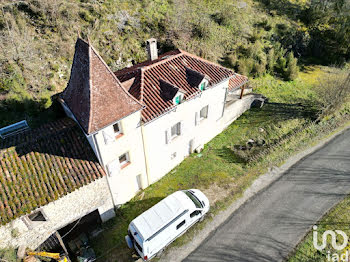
0,0,349,127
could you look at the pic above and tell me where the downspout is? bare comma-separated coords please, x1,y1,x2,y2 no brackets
140,124,151,187
239,84,245,99
221,87,228,119
92,133,117,208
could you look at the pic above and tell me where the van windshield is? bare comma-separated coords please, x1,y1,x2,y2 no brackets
129,230,143,252
184,191,202,208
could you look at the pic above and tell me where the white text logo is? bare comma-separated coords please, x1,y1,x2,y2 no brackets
313,225,348,251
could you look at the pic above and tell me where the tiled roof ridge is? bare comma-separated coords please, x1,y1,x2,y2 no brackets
179,49,235,74
233,71,248,79
114,49,182,77
140,68,145,102
87,41,144,109
142,50,184,70
88,42,94,136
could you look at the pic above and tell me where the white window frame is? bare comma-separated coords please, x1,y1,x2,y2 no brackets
173,92,184,105
199,79,208,91
22,209,48,229
119,152,130,168
199,105,209,121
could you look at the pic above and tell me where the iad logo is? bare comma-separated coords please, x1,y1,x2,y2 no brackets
313,225,348,251
313,225,349,262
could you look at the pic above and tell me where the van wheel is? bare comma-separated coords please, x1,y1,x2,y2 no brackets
199,215,205,222
156,248,164,258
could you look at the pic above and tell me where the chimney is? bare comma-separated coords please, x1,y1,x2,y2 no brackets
146,38,158,61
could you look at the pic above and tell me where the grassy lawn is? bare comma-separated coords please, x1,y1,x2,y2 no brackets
288,195,350,262
90,66,349,261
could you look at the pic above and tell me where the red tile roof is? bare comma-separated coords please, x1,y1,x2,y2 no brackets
228,74,249,90
0,118,106,225
115,49,248,123
61,38,144,134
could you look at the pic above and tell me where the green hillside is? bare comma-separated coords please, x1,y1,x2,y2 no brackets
0,0,349,127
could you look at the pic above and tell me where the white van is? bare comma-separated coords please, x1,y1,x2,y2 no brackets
125,189,210,261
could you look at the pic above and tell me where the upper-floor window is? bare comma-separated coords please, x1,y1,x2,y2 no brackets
200,105,209,120
171,122,181,139
119,152,130,169
103,122,123,145
113,122,123,135
165,122,183,144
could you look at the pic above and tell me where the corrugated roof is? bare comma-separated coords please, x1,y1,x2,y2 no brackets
0,118,106,225
115,49,248,123
61,38,144,134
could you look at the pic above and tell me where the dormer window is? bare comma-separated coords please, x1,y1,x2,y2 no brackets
199,81,208,91
175,95,181,105
174,93,185,105
160,79,186,105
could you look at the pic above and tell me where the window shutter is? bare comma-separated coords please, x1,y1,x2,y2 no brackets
179,121,184,135
195,112,198,126
205,105,209,118
103,128,115,145
107,159,120,176
165,129,169,144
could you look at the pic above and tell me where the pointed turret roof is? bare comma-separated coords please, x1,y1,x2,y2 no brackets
61,38,143,134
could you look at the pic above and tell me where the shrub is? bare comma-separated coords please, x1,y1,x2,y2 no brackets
284,51,299,80
11,228,19,238
314,68,350,117
276,55,287,75
79,10,94,23
226,53,238,68
0,248,18,262
253,61,267,76
238,58,255,76
38,92,53,110
267,48,276,73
